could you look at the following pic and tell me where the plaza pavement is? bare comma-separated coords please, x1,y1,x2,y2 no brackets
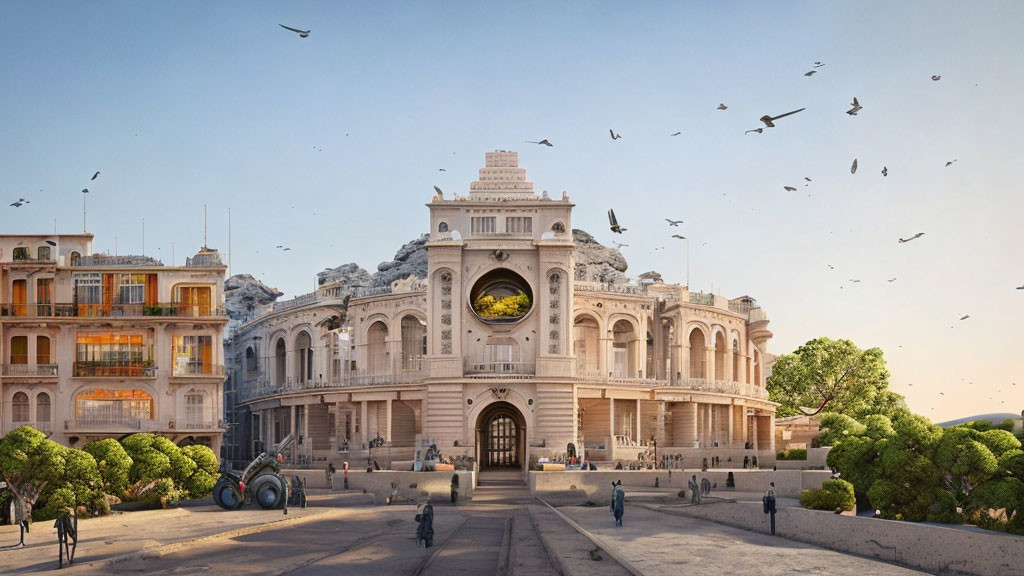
0,489,938,576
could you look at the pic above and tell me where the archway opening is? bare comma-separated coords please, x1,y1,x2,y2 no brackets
476,401,526,469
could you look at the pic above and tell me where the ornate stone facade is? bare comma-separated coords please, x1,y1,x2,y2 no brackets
226,152,777,470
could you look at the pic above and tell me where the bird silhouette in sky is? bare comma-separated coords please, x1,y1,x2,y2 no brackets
828,265,834,270
888,277,897,282
608,209,626,234
1016,284,1024,290
783,186,797,191
526,139,553,146
671,234,687,240
670,132,682,136
849,279,861,283
438,168,445,171
759,108,805,127
433,185,443,197
804,177,812,182
91,171,100,180
813,61,825,68
609,129,622,140
804,70,817,76
898,232,925,243
10,198,27,207
946,159,958,167
612,242,629,249
279,24,310,38
851,158,858,174
665,219,683,226
960,314,970,320
882,166,888,177
931,75,942,81
847,97,862,116
717,103,728,110
744,128,763,134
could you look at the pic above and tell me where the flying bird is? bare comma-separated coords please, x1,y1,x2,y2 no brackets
609,129,622,140
91,171,100,180
283,247,292,251
898,232,925,243
888,277,897,282
608,209,626,234
744,128,763,135
804,70,817,76
847,97,862,115
804,177,812,182
882,166,888,177
945,159,958,167
665,219,683,226
783,186,797,191
813,61,825,68
931,75,941,81
849,279,861,283
960,315,970,320
526,139,553,146
279,24,310,38
1016,284,1024,290
828,265,834,270
851,158,858,174
759,107,805,127
612,242,629,249
10,200,25,207
671,234,687,240
438,168,446,171
717,103,728,110
670,132,682,136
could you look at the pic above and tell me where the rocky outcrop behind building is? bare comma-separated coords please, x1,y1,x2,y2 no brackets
371,233,429,287
224,274,283,322
317,263,372,288
573,229,629,284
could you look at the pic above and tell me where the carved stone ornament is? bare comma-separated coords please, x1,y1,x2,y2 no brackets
490,387,510,400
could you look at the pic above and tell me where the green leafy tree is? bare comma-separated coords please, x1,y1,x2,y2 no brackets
767,338,901,417
39,448,102,518
800,478,856,511
816,413,867,447
977,429,1021,458
867,413,944,521
0,426,67,520
83,438,133,496
180,444,219,498
121,434,173,499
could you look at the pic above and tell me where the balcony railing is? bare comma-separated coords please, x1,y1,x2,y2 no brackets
10,421,53,434
172,362,226,377
73,362,157,378
574,281,650,296
1,302,224,318
464,361,536,378
568,371,769,400
237,369,429,402
68,417,161,431
689,292,716,306
2,363,58,376
178,420,218,430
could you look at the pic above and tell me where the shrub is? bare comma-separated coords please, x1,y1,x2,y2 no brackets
777,448,807,460
800,478,856,511
83,438,133,496
180,444,219,498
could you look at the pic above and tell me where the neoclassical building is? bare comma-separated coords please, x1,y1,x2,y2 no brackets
227,151,777,471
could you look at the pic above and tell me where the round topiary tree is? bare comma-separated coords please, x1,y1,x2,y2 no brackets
180,444,219,499
83,438,133,497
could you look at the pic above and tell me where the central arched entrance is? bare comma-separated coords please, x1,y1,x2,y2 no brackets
476,401,526,469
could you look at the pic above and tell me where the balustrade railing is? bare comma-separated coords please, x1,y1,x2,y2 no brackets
463,361,536,377
1,302,224,318
73,362,158,378
573,281,650,296
68,417,161,431
172,362,226,377
10,421,53,434
2,363,58,376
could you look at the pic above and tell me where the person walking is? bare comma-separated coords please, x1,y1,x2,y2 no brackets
612,481,625,527
763,481,778,536
688,474,700,505
415,503,435,548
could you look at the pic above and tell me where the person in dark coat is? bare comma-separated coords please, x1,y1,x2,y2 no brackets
688,475,700,505
763,482,777,536
415,503,434,547
612,481,625,527
450,473,459,505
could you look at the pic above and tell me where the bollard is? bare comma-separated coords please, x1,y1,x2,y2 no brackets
343,461,349,490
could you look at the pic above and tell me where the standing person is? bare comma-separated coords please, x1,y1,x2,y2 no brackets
612,481,625,527
688,475,700,505
763,482,777,536
415,503,435,548
450,473,459,505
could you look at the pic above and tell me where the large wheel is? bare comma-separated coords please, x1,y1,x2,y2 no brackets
252,475,285,509
214,478,243,510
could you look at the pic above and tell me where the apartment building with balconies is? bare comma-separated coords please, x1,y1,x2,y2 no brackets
0,234,228,454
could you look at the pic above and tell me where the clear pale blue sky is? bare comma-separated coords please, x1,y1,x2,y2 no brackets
2,1,1022,421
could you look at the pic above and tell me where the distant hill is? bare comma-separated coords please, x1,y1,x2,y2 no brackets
937,413,1022,428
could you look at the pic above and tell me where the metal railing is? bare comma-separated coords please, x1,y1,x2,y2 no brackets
463,361,536,377
172,362,226,377
689,292,716,306
3,257,56,266
10,421,53,434
178,420,217,430
73,362,158,378
2,363,58,376
568,372,769,400
1,302,225,318
573,281,650,296
237,369,428,402
68,417,161,431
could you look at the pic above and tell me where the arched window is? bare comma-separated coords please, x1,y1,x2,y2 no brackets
184,391,206,429
714,332,727,381
688,328,707,379
70,251,81,266
401,315,426,370
12,392,29,423
36,392,51,424
438,222,449,233
245,347,256,372
275,338,286,385
573,315,600,376
74,388,154,426
367,322,389,374
612,320,637,378
295,331,312,383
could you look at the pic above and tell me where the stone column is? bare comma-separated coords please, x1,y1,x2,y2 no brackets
725,344,734,382
609,398,616,460
385,398,393,443
768,413,776,455
706,346,715,381
635,399,642,442
360,401,369,448
289,405,297,464
727,403,734,448
601,335,613,377
681,343,690,380
752,415,759,452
